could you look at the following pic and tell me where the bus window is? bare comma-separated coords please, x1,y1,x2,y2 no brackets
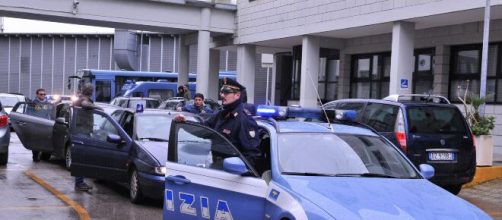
95,80,112,102
148,89,173,100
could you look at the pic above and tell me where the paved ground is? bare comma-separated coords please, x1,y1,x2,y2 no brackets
459,179,502,220
493,146,502,165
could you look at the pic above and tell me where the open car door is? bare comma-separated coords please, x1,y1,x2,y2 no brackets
163,121,267,220
9,102,55,152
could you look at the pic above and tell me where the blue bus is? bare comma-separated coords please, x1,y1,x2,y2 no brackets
69,69,235,102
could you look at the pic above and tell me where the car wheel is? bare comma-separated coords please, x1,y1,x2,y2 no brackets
444,184,462,195
0,152,8,165
40,152,51,161
65,145,72,170
129,168,143,203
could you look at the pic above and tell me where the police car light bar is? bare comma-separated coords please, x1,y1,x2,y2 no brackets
256,105,283,118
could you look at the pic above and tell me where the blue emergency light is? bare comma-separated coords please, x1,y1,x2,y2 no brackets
136,103,144,113
256,105,358,122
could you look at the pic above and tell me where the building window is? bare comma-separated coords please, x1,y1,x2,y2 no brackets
350,53,390,99
413,48,435,94
449,44,501,103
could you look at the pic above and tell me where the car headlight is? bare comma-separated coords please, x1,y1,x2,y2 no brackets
154,166,166,175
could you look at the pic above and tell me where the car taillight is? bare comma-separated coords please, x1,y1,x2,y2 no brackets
0,115,8,127
394,109,407,153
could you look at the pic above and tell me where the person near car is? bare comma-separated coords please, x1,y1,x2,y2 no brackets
31,88,49,162
175,85,184,97
177,93,213,114
175,78,261,166
72,83,103,192
182,85,191,101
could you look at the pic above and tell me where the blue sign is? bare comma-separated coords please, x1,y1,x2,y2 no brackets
400,79,409,89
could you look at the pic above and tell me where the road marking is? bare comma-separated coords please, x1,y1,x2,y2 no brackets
24,170,91,220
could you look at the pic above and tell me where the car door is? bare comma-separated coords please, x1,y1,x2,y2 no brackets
164,121,267,220
70,107,132,181
53,103,71,158
10,102,55,152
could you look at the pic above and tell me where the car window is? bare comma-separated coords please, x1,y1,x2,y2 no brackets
148,89,173,100
17,102,55,120
136,115,173,141
174,123,241,172
122,113,134,137
146,100,160,108
56,104,71,122
111,110,123,122
407,106,467,134
74,108,118,141
336,102,365,114
362,103,399,132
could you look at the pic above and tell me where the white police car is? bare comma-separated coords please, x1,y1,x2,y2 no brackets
163,106,490,220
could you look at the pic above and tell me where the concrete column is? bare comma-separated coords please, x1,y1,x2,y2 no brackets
196,7,211,96
433,45,450,97
338,51,351,99
208,49,220,100
236,44,256,103
177,35,189,87
299,36,320,107
389,21,415,95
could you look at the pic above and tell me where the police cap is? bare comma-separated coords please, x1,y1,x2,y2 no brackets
220,77,245,94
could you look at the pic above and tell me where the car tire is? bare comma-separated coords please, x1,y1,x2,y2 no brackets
444,184,462,195
65,145,72,170
0,151,8,165
40,152,51,161
129,168,143,204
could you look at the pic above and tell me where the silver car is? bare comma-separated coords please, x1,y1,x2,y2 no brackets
0,101,11,165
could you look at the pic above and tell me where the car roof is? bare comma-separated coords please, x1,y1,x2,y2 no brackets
0,93,25,98
114,96,159,101
258,120,378,137
325,98,456,108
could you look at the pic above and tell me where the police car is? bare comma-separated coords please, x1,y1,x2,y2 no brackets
164,106,489,220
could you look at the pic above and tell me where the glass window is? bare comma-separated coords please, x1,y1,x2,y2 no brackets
351,53,390,99
148,89,173,100
74,109,117,142
95,80,112,102
413,49,435,94
175,123,240,171
417,54,432,71
362,103,399,132
136,115,173,141
406,107,467,134
456,50,479,74
23,102,54,120
277,133,418,178
356,58,370,78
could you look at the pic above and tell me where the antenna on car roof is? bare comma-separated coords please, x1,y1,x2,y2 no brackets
306,71,333,131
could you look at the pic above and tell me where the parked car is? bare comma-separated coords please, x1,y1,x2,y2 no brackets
9,101,121,165
158,97,221,112
70,108,198,203
163,105,489,219
0,101,10,165
323,94,476,194
110,96,161,109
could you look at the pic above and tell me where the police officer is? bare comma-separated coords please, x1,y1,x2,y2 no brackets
175,78,261,165
177,93,213,114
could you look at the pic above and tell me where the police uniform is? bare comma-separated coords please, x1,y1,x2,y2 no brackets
203,78,261,165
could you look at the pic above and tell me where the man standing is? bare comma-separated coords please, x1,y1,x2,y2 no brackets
183,85,191,101
31,88,48,162
72,83,102,192
175,78,260,165
178,93,213,114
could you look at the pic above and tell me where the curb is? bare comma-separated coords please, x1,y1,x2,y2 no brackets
463,166,502,188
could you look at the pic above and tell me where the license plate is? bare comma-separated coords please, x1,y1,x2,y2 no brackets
428,152,455,161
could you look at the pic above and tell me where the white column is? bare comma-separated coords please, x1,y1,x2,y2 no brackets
196,7,211,96
177,35,189,87
299,36,320,108
389,21,415,95
208,49,220,100
236,44,256,103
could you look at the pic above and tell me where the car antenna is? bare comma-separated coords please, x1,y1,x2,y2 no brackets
306,71,333,131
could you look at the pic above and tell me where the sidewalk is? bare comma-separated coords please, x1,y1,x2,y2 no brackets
464,145,502,188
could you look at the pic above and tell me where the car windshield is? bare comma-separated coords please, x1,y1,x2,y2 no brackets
0,97,20,107
278,133,419,178
129,99,160,109
406,106,467,134
136,115,173,141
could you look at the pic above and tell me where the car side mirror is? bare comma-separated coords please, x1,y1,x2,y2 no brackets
55,117,68,125
223,157,248,175
419,164,435,180
107,134,123,144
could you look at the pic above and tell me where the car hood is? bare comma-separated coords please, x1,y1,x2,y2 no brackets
137,141,169,164
282,176,489,219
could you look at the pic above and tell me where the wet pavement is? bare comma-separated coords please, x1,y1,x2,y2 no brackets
0,132,162,220
459,179,502,220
